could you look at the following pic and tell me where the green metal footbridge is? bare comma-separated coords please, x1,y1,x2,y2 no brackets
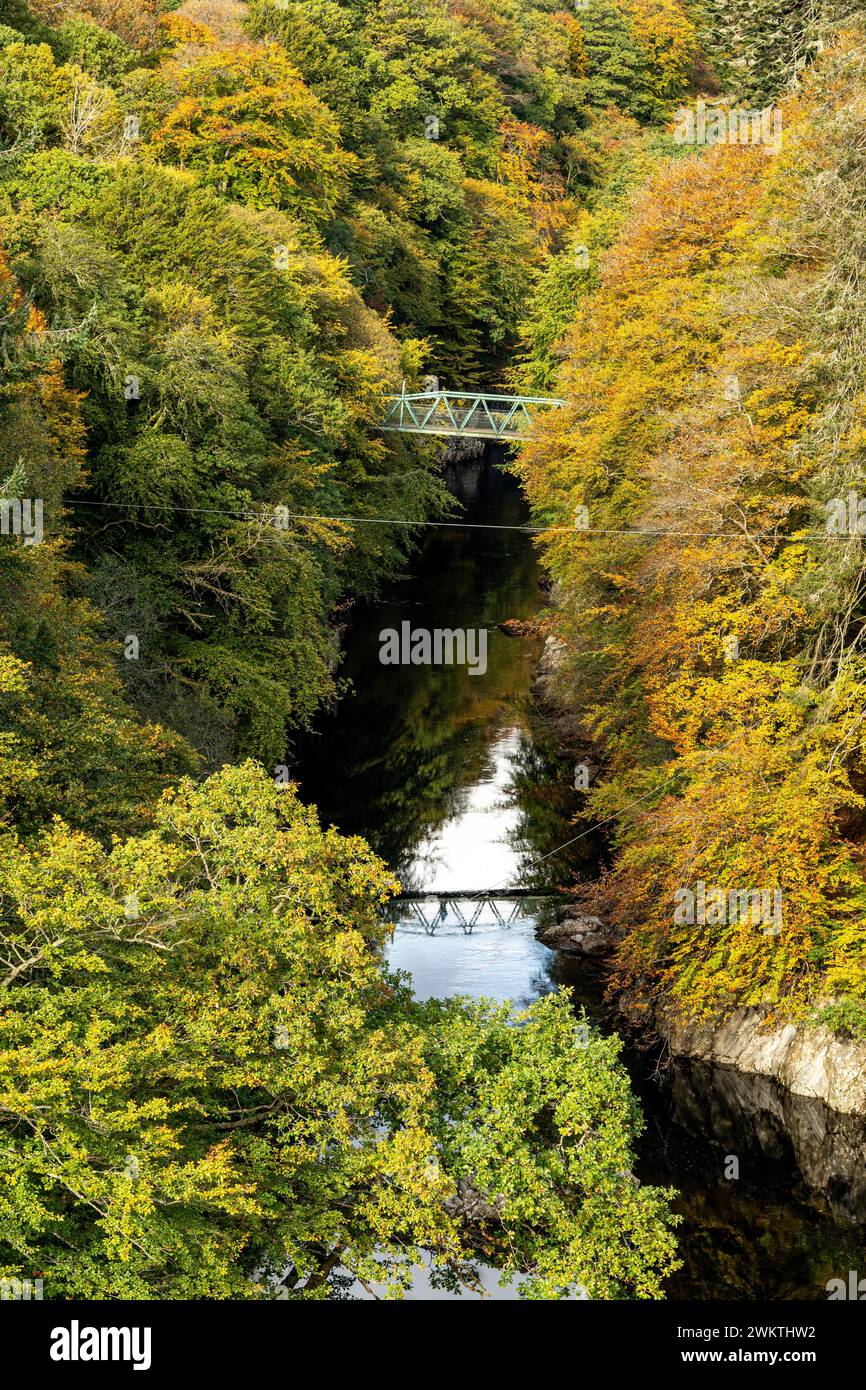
386,892,548,933
381,386,565,442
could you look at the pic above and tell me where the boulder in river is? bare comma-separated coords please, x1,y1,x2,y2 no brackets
538,912,617,955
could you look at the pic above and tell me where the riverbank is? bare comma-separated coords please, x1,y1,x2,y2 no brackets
533,631,866,1128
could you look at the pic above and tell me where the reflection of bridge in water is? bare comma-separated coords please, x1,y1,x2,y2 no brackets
389,892,550,934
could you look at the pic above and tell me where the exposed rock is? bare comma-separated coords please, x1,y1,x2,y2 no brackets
536,633,567,678
537,912,618,956
661,1006,866,1117
533,635,571,718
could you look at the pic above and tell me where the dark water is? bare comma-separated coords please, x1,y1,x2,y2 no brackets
298,449,597,894
296,448,866,1301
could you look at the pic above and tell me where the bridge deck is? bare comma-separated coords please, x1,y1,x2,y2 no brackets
380,390,565,441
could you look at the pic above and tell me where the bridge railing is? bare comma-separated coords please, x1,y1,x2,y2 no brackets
380,390,565,441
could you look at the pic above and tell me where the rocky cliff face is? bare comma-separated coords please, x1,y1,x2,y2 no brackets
661,1007,866,1118
544,911,866,1120
544,910,866,1120
532,536,866,1227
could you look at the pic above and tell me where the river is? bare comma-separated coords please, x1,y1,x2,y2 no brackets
296,446,866,1300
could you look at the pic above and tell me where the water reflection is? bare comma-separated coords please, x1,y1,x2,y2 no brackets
386,896,558,1005
296,452,598,891
408,727,528,893
388,906,866,1297
633,1057,866,1299
298,448,866,1300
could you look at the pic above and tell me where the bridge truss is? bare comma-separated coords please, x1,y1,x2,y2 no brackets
389,892,548,933
380,389,565,442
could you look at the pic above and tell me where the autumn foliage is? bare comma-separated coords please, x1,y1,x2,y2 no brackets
516,26,866,1029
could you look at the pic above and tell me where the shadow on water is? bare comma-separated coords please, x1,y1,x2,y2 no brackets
296,446,866,1300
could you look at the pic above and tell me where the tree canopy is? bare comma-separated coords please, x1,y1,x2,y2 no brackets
514,19,866,1032
0,0,702,1300
0,762,679,1298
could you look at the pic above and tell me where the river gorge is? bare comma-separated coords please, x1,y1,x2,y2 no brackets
296,447,866,1300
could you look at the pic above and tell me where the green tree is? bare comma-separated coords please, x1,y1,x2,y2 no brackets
0,762,680,1299
149,43,356,225
1,150,443,766
0,240,195,839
